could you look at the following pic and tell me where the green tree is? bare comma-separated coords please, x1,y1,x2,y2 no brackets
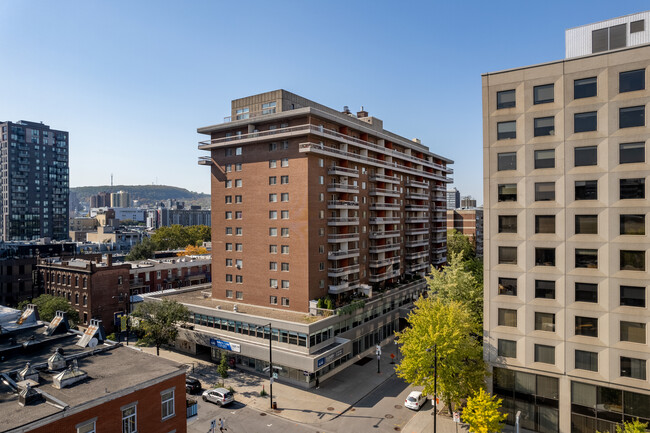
126,238,156,261
150,225,210,250
462,389,507,433
447,229,476,263
186,225,211,245
396,297,486,412
132,299,189,356
18,294,79,328
217,355,229,380
598,419,649,433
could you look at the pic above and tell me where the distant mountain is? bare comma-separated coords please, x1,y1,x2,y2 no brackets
71,185,211,209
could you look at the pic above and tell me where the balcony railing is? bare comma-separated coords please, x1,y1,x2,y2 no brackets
405,251,429,260
406,192,429,200
198,156,212,166
328,200,359,209
369,269,401,283
328,279,360,295
406,239,429,248
369,256,401,268
369,188,401,197
405,217,428,224
406,204,429,211
327,217,359,226
370,173,401,184
405,228,429,236
369,202,400,210
328,249,360,259
328,264,360,277
327,183,359,193
369,230,401,239
328,165,360,177
369,243,401,253
406,180,429,188
369,217,401,225
408,262,429,272
328,233,360,243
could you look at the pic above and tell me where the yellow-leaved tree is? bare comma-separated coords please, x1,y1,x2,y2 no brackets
462,389,507,433
177,244,209,257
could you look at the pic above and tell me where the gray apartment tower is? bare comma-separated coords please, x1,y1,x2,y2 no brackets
0,121,69,241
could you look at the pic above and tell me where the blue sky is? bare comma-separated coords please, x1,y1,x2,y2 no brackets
0,1,648,200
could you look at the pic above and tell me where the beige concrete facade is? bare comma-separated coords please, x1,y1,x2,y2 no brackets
484,44,650,431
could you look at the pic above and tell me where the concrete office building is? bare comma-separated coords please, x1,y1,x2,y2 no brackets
110,190,131,208
483,11,650,432
447,187,460,209
0,121,69,241
460,196,477,208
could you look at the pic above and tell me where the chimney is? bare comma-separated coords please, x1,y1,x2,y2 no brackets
48,348,66,371
53,359,88,389
357,106,368,118
18,362,39,382
342,106,351,114
106,254,113,267
18,383,42,406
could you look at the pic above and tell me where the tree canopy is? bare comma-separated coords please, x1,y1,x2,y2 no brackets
463,389,507,433
132,299,189,355
18,294,79,328
126,238,156,261
177,245,209,256
599,420,649,433
447,229,476,262
150,225,211,250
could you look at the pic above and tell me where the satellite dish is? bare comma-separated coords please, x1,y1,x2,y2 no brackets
88,338,98,348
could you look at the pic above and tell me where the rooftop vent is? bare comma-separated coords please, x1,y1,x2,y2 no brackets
342,106,351,114
48,348,66,371
16,304,39,325
357,106,368,118
18,362,39,382
44,311,70,336
18,383,42,406
76,319,106,348
53,359,87,389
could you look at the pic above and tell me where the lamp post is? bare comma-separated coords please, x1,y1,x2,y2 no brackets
426,345,438,433
256,323,273,409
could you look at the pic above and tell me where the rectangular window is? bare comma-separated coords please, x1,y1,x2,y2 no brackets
620,178,645,199
269,245,277,254
226,259,233,267
574,77,597,99
620,250,645,271
281,245,289,254
498,246,517,264
235,243,242,252
281,193,289,202
269,176,277,185
620,142,645,163
535,215,555,234
281,262,289,271
236,291,243,300
225,274,232,282
269,262,277,271
225,243,232,251
631,19,645,33
534,116,555,136
574,111,597,132
269,228,277,236
574,146,597,166
575,350,598,372
620,106,645,128
575,214,597,234
575,316,598,337
225,227,232,235
270,296,278,305
498,184,517,202
225,196,232,204
620,285,646,307
620,214,645,235
535,312,555,332
235,163,242,171
576,282,598,303
281,280,289,289
281,175,289,184
621,321,646,344
269,193,277,202
498,308,517,327
497,152,516,170
534,344,555,364
576,248,598,268
575,180,597,200
498,277,517,296
535,248,555,266
621,357,646,380
534,84,554,104
225,180,232,188
281,297,290,307
498,339,517,358
620,69,645,93
281,158,289,167
498,215,517,233
497,121,516,140
281,210,289,219
235,179,242,187
281,228,289,237
269,159,277,168
122,405,137,433
76,420,96,433
535,280,555,299
161,389,175,420
235,195,242,203
497,90,516,109
269,210,277,219
225,211,232,220
534,149,555,169
235,211,242,219
262,101,277,114
269,142,277,151
535,182,555,201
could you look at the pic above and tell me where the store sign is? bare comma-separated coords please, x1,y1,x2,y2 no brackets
209,338,241,353
317,348,345,368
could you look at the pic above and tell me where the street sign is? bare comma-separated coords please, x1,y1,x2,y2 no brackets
272,372,278,379
303,370,310,376
453,412,460,423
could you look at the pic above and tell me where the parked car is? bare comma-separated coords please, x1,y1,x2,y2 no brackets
202,388,234,406
186,377,202,394
405,390,427,410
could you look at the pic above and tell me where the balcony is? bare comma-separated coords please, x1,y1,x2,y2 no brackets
406,204,429,211
369,216,401,225
328,279,360,295
328,264,360,278
433,185,446,192
369,188,400,198
406,192,429,200
432,256,447,265
369,256,401,268
328,200,359,210
328,233,360,243
369,230,401,239
327,217,359,226
198,156,212,166
432,226,447,233
369,202,400,211
369,243,400,253
405,228,429,236
408,262,429,272
369,269,401,283
432,246,447,254
406,180,429,188
370,173,401,184
327,183,359,193
405,217,428,224
405,251,429,260
328,165,360,178
328,249,360,259
406,239,429,248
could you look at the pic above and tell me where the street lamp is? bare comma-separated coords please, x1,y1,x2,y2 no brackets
426,345,438,433
256,323,273,409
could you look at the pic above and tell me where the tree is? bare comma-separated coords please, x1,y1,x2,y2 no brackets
126,238,156,261
177,244,209,256
462,389,507,433
598,420,649,433
18,294,79,328
447,229,476,263
217,355,229,380
150,225,211,251
132,299,189,355
396,297,486,412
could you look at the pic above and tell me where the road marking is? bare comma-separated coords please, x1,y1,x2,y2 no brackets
267,424,273,427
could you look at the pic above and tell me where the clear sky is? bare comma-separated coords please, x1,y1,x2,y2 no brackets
1,1,647,200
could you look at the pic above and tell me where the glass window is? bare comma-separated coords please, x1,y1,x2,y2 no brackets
575,180,597,200
497,121,516,140
575,350,598,372
574,146,597,166
621,321,646,344
535,280,555,299
535,215,555,234
575,282,598,303
498,277,517,296
534,344,555,364
498,184,517,202
535,248,555,266
497,152,516,170
620,250,645,271
122,405,137,433
498,339,517,358
534,149,555,169
574,111,597,133
621,285,646,308
620,69,645,93
575,215,597,234
621,357,646,380
620,142,645,164
576,249,598,268
574,77,597,99
497,90,516,109
534,116,554,137
269,176,277,185
535,182,555,201
620,106,645,128
498,246,517,264
620,214,645,235
620,178,645,199
161,389,175,420
498,308,517,327
575,316,598,337
534,84,554,104
77,420,96,433
498,215,517,233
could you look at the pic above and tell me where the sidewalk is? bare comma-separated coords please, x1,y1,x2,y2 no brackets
402,408,470,433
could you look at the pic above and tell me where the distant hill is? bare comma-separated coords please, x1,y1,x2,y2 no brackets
71,185,211,209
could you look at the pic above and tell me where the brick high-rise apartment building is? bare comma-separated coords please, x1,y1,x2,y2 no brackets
198,90,452,312
483,12,650,432
0,120,69,241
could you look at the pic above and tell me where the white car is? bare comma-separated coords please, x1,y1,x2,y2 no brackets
405,390,427,410
202,388,234,406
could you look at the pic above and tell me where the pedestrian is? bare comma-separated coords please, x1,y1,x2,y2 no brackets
315,377,319,389
219,417,227,432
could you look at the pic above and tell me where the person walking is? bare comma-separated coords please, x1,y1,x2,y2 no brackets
218,417,227,432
